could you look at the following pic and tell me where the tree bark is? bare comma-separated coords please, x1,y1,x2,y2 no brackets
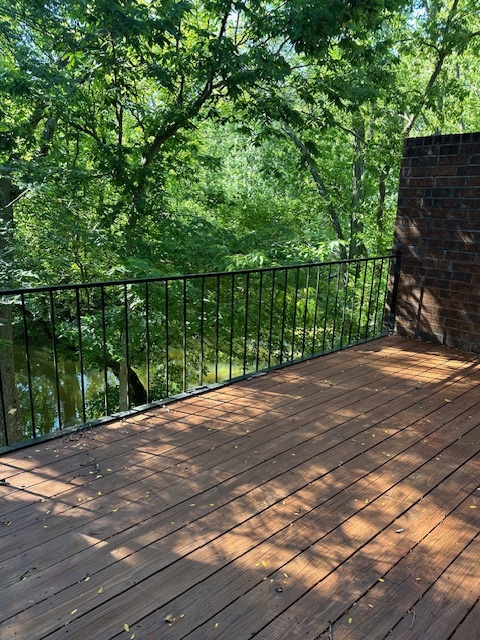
0,178,23,445
350,121,367,258
108,358,147,410
376,163,390,249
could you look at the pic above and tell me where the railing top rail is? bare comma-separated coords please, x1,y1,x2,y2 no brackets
0,253,398,296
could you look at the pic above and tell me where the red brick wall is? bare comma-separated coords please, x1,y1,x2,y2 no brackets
394,132,480,352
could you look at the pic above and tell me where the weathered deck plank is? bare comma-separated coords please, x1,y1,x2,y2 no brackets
0,336,479,640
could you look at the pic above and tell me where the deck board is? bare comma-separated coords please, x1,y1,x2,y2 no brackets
1,335,479,639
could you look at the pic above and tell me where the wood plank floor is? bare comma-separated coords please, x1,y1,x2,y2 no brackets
0,335,479,640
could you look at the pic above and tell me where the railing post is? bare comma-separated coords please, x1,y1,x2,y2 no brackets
388,249,402,333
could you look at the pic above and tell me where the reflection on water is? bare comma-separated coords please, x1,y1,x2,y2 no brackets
14,347,243,438
15,347,117,434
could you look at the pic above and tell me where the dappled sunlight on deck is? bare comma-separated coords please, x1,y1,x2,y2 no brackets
1,335,479,639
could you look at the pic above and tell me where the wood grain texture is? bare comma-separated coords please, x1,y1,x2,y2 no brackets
0,335,479,640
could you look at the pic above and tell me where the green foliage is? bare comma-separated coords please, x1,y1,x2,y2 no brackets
3,0,480,442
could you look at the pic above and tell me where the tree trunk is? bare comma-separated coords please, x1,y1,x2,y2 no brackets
108,358,147,411
376,163,390,251
350,121,367,258
283,126,348,260
62,359,81,427
0,178,23,445
118,347,129,411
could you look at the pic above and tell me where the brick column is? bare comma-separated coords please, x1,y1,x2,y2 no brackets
394,132,480,353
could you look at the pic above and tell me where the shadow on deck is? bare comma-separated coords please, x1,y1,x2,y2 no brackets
0,335,479,640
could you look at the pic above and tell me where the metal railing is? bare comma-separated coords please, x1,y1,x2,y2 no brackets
0,254,400,448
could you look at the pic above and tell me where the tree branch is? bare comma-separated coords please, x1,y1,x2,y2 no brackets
403,0,460,137
140,4,233,168
282,125,347,259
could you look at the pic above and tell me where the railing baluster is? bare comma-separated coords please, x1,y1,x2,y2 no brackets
331,266,342,350
101,285,109,416
21,293,36,437
311,265,321,355
373,258,386,333
280,269,288,364
383,256,394,333
49,290,62,430
123,284,131,409
75,288,86,424
200,277,205,386
229,273,235,379
215,275,220,383
322,264,332,352
145,282,150,404
165,281,169,397
268,270,276,368
364,260,376,339
243,272,250,375
339,265,350,348
256,271,263,371
348,261,360,344
291,268,300,361
356,261,369,342
301,266,310,359
183,278,187,393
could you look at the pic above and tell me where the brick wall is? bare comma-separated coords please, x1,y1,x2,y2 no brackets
394,131,480,353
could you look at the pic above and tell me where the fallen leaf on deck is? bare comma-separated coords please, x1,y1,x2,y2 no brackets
395,528,404,533
215,623,219,628
378,578,384,582
262,560,267,567
98,587,103,594
164,614,174,623
71,609,78,615
444,399,452,402
470,505,477,509
124,623,130,632
348,618,352,624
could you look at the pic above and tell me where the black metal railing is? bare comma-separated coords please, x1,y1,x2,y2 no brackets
0,254,400,448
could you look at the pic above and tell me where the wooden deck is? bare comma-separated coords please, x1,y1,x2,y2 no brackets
1,335,479,640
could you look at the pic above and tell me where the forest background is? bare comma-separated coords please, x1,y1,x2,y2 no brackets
1,0,480,444
1,0,480,287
